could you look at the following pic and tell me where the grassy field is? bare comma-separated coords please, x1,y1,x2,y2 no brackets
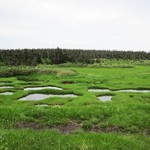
0,59,150,150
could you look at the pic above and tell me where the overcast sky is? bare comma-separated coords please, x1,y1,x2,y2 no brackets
0,0,150,51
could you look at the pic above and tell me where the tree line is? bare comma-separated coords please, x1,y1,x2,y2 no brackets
0,48,149,66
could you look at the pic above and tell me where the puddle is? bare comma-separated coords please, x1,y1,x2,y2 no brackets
98,96,112,102
0,92,14,95
35,104,48,107
0,86,14,89
116,89,150,93
19,94,78,101
88,89,110,92
88,88,150,93
24,86,63,91
19,94,50,101
48,94,78,98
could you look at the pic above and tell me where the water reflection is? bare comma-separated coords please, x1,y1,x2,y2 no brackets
19,94,78,101
24,86,62,91
98,96,112,102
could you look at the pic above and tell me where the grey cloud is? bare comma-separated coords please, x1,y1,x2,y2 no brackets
0,0,150,51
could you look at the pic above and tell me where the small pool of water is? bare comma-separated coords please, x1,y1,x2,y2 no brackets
24,86,63,91
19,94,78,101
88,88,150,93
35,104,49,107
48,94,78,98
0,86,14,89
98,96,112,102
19,94,50,101
116,89,150,93
0,92,14,95
88,89,110,92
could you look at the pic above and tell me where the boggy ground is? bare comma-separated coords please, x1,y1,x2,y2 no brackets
0,60,150,150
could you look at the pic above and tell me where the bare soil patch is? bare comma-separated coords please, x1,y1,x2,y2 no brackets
92,125,124,133
15,122,149,135
16,121,81,134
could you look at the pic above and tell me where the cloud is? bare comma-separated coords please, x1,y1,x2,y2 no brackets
0,0,150,51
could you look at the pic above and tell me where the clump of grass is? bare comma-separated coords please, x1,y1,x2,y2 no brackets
56,69,77,76
0,68,38,77
27,89,82,96
0,66,77,77
82,121,93,130
17,76,40,81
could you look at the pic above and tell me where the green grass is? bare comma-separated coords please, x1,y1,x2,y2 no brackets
0,60,150,149
0,130,149,150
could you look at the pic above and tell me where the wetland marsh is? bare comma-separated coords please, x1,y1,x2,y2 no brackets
0,59,150,150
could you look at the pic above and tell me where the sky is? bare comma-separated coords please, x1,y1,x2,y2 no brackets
0,0,150,51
